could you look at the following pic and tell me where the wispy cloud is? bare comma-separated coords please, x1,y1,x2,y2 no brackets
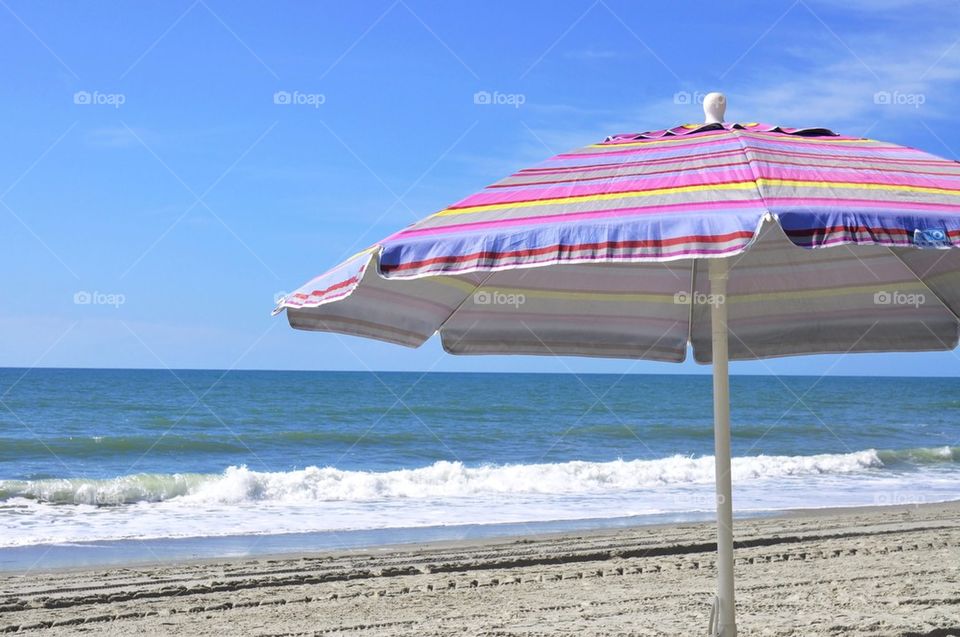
544,7,960,140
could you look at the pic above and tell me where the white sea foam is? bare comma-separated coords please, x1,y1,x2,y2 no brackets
3,449,959,549
1,450,886,506
186,450,887,504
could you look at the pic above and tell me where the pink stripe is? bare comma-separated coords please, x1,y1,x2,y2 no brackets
746,147,954,167
764,197,960,213
755,168,960,189
517,148,747,176
742,137,919,156
598,130,730,146
457,169,757,207
393,200,766,239
485,164,960,203
289,287,354,307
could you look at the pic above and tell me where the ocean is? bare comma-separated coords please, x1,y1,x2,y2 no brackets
1,369,958,569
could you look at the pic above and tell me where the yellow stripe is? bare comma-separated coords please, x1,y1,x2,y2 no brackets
756,178,960,196
732,281,928,304
431,279,931,306
429,277,678,303
432,176,957,219
434,181,758,217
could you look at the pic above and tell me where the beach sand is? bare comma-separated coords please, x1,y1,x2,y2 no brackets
2,502,958,636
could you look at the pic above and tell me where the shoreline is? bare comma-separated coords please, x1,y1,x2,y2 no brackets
3,499,952,574
3,500,959,635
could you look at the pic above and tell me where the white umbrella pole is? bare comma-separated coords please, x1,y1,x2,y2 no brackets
709,257,736,636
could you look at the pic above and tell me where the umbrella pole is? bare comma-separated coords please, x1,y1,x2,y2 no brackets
709,257,736,636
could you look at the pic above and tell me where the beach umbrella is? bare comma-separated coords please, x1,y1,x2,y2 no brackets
274,93,960,636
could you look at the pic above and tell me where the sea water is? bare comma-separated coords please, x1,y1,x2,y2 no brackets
1,369,958,568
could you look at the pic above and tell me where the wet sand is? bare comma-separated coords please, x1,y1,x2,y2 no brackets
2,501,959,636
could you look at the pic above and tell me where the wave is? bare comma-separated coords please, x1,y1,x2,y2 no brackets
877,445,958,464
4,446,939,506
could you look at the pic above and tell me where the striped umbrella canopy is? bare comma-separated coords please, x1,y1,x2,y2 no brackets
275,93,960,637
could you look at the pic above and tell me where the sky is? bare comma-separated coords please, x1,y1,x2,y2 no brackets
2,0,960,376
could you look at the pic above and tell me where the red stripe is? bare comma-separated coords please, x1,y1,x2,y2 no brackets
293,274,361,300
380,230,756,272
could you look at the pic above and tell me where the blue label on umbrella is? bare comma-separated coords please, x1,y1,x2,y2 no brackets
914,228,950,249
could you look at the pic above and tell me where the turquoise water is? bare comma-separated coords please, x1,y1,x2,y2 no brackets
1,369,958,564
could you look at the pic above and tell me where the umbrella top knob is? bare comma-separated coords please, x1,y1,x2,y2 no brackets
703,92,726,124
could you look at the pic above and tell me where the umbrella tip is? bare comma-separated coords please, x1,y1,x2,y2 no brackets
703,92,726,124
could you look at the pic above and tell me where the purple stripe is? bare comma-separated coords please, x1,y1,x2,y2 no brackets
387,243,753,279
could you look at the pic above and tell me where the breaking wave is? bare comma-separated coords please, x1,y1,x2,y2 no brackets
0,447,933,506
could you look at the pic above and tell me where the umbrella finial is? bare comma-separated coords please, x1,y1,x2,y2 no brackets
703,92,726,124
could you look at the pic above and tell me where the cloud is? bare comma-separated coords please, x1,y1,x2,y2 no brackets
448,1,960,181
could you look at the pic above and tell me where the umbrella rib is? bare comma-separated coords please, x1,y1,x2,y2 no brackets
686,258,697,354
885,247,960,323
433,271,498,338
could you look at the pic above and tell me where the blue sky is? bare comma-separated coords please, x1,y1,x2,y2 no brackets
2,0,960,375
